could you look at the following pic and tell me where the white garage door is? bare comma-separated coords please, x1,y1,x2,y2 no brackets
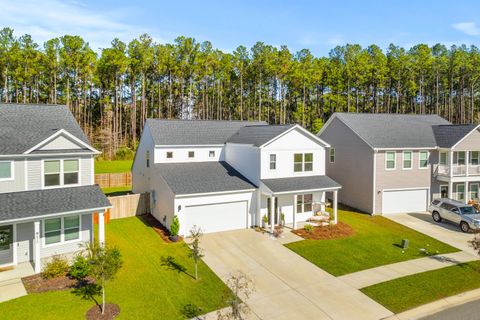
185,201,248,233
382,189,428,214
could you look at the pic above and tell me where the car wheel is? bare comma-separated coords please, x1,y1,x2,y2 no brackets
432,211,442,222
460,221,470,233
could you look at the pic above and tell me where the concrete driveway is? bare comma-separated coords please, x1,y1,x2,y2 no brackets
201,229,392,320
386,212,479,255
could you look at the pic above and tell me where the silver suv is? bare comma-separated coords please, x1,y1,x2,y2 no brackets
429,198,480,232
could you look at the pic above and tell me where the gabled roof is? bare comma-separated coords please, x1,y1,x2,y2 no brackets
226,124,295,146
432,124,478,148
262,175,341,194
155,161,257,196
324,113,451,149
0,104,91,155
146,119,266,146
0,185,111,223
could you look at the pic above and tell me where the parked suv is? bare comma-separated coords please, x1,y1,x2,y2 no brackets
429,198,480,232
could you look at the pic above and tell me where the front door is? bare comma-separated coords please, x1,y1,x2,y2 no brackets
440,185,449,198
0,225,13,267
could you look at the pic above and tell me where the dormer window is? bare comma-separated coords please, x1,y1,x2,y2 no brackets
188,151,195,158
0,161,13,181
166,152,173,159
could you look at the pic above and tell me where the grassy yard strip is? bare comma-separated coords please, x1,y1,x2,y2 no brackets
285,209,459,276
361,261,480,313
0,217,229,319
102,185,132,196
94,160,133,174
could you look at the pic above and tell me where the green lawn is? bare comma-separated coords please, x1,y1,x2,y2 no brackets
102,185,132,196
94,160,133,174
285,208,459,276
361,261,480,313
0,217,229,319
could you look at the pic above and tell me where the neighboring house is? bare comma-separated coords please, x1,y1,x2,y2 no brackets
319,112,480,215
0,104,111,273
132,119,341,235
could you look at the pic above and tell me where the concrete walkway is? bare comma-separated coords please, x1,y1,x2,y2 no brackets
201,229,393,320
339,251,478,289
0,262,33,303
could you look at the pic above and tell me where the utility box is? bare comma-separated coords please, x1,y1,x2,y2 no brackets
401,239,409,249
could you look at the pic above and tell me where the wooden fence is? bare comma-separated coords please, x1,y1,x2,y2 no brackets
95,172,131,188
107,193,150,220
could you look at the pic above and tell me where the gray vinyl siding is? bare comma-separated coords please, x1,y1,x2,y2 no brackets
320,117,374,213
16,222,34,263
27,159,42,190
0,159,26,193
453,128,480,151
375,150,433,213
80,156,93,185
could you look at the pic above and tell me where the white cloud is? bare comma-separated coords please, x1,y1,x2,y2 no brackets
452,22,480,36
0,0,162,51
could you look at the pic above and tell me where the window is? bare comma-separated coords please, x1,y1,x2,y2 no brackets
403,151,412,169
440,185,449,198
385,151,396,170
471,184,479,200
269,154,276,170
439,152,447,165
188,151,195,158
166,152,173,159
0,161,13,180
419,151,428,168
44,160,61,186
456,184,465,201
471,152,479,166
146,150,150,168
296,194,313,213
294,153,313,172
63,160,79,185
457,152,466,165
329,148,335,163
44,216,80,245
209,150,215,158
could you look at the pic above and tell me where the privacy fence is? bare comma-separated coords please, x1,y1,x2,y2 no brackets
106,193,150,220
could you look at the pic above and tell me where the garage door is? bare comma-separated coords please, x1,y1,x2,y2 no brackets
185,201,248,233
382,189,428,214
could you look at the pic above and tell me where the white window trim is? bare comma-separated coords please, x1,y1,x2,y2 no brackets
439,151,448,165
42,215,82,248
470,183,479,200
269,154,276,170
0,160,14,181
294,153,314,173
418,150,429,169
402,151,413,170
456,151,466,165
456,183,465,201
385,151,396,170
329,148,335,163
209,150,215,158
296,193,313,214
41,158,81,189
471,151,479,165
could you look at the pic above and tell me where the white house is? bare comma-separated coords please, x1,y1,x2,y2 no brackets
132,119,341,235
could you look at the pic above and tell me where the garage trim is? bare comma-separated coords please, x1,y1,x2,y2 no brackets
381,187,430,214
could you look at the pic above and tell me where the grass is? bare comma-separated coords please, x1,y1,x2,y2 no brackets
94,160,133,174
285,208,459,276
102,186,132,196
361,261,480,313
0,217,229,319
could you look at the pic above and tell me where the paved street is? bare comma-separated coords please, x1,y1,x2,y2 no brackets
421,299,480,320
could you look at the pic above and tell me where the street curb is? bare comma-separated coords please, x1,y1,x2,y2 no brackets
383,288,480,320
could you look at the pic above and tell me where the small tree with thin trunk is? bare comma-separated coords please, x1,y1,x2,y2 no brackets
469,234,480,256
217,271,255,320
188,225,204,280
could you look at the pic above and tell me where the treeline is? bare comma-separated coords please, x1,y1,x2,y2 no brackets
1,27,480,158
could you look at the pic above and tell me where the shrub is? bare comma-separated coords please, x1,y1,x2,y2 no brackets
304,224,314,233
170,215,180,236
70,254,92,281
263,215,268,224
114,147,135,160
42,255,69,279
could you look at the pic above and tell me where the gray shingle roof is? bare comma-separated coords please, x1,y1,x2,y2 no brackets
0,104,90,155
334,113,451,148
155,161,257,195
262,175,341,193
226,124,295,146
432,124,477,148
146,119,267,146
0,185,111,222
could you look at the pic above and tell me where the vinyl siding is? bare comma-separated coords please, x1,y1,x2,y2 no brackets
27,159,42,190
0,159,26,193
453,128,480,151
80,156,93,185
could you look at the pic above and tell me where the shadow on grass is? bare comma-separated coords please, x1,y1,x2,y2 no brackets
72,282,102,308
160,255,195,279
104,190,132,197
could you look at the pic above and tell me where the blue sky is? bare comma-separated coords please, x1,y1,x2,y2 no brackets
1,0,480,55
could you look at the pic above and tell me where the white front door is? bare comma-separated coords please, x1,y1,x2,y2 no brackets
0,225,14,267
185,201,248,234
382,189,429,214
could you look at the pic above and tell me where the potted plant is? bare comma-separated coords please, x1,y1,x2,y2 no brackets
280,213,285,226
169,215,180,242
262,215,268,229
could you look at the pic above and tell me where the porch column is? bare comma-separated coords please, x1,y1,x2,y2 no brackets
34,221,41,273
449,150,454,178
293,194,297,230
466,152,470,176
448,181,453,199
256,190,262,227
98,210,105,246
333,190,338,225
270,196,275,233
465,181,469,204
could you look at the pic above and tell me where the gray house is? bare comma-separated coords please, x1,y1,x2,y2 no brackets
319,113,480,215
0,104,111,273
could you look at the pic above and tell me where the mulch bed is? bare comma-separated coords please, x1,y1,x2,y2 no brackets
22,273,95,293
139,214,183,243
292,222,355,240
86,303,120,320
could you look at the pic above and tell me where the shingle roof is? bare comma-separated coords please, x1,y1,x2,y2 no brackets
0,104,90,155
226,124,295,146
155,161,257,195
146,119,266,146
0,185,111,222
333,113,451,148
262,175,341,193
432,124,478,148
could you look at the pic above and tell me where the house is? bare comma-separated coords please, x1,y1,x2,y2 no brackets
0,104,111,273
318,112,480,215
132,119,341,235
